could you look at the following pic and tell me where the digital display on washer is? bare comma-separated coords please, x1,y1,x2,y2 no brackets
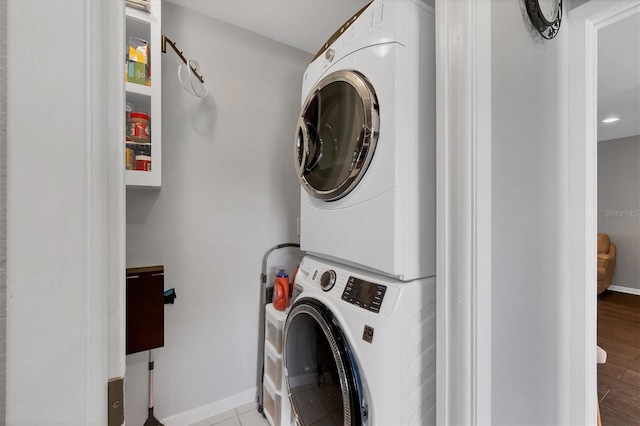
341,276,386,313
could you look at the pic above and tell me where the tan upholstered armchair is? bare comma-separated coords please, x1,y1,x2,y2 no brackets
597,233,616,294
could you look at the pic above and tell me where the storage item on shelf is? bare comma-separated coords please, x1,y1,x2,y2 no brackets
125,144,136,170
128,37,148,64
127,60,147,85
125,103,132,135
127,37,150,86
135,155,151,171
129,112,150,143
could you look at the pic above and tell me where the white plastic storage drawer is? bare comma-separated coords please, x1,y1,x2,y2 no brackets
263,376,292,426
264,339,283,390
265,303,287,355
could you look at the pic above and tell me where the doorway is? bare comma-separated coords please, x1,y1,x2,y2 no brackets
594,5,640,425
569,1,640,424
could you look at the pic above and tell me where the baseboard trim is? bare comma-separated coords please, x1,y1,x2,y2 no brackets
160,387,256,426
609,285,640,296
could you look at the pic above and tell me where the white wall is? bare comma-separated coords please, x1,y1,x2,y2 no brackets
598,135,640,291
125,2,308,423
491,1,569,424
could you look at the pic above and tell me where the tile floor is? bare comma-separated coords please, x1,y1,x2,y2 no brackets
190,401,271,426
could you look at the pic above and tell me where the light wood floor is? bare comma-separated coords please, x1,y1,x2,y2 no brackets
597,290,640,425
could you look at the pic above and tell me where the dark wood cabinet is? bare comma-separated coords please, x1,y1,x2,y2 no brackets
126,265,164,355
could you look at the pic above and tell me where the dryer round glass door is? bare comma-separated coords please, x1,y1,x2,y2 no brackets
295,70,379,201
284,300,368,426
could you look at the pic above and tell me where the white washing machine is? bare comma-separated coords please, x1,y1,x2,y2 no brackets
294,0,435,281
283,255,436,425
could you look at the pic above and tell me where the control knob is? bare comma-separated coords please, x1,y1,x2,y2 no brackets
320,270,336,292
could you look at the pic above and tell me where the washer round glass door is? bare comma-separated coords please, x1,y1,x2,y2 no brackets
284,300,368,426
295,70,379,201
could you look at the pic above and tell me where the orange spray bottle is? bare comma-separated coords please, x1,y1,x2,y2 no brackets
272,269,289,311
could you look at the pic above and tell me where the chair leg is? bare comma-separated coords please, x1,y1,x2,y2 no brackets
597,397,602,426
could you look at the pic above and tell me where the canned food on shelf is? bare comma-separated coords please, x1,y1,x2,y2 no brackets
130,112,150,143
135,155,151,172
125,144,136,170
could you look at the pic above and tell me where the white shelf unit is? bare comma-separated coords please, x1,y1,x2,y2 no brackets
264,304,293,426
125,0,161,188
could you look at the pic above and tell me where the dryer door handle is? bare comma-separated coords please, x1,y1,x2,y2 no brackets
294,117,309,178
295,118,322,177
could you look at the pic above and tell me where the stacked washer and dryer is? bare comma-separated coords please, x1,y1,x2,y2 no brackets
284,1,436,425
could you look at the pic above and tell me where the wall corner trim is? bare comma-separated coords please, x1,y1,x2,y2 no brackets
435,0,492,424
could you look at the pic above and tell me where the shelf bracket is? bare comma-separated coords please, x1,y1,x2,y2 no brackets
161,35,204,84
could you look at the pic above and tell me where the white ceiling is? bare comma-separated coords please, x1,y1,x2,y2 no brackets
165,0,371,55
597,12,640,142
166,0,638,143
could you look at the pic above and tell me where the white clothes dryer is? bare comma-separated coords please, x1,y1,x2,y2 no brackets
294,0,435,281
283,255,436,425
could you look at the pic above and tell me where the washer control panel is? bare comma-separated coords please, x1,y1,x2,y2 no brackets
341,276,386,313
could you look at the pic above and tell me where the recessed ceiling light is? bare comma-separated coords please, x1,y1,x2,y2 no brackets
602,117,621,124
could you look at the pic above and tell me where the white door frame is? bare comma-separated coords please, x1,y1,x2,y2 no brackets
106,0,127,384
435,1,640,424
435,1,492,424
569,1,639,424
5,0,124,423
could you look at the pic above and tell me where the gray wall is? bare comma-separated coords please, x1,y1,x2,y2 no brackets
125,2,308,423
0,0,6,421
598,135,640,291
491,0,569,424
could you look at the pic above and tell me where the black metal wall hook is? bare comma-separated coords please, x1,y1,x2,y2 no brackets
161,35,205,83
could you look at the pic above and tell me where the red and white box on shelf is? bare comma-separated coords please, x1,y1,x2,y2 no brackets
135,155,151,171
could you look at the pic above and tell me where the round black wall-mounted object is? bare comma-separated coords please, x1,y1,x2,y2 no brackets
525,0,563,39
